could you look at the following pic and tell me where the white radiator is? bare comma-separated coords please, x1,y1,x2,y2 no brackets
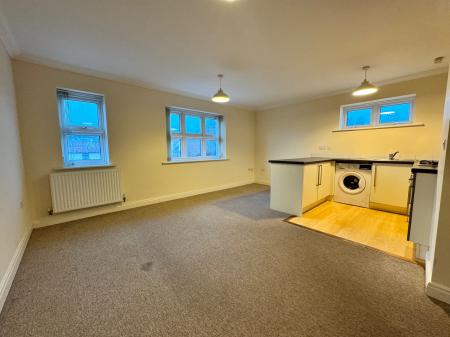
49,168,122,214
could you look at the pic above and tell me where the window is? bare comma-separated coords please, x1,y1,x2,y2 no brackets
166,107,225,162
379,102,412,124
340,95,415,129
345,107,372,127
57,88,110,167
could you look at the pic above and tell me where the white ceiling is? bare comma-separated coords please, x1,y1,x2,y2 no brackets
0,0,449,110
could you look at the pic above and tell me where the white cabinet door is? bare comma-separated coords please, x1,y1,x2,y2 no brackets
318,162,333,200
370,163,412,209
302,164,319,209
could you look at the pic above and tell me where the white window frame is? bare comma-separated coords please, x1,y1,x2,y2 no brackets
57,88,110,168
340,94,416,130
166,107,226,162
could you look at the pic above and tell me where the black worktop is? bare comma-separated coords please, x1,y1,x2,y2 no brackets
268,157,416,165
411,163,438,174
268,157,333,164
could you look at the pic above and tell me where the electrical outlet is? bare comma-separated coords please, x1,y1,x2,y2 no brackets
20,201,24,209
248,168,254,172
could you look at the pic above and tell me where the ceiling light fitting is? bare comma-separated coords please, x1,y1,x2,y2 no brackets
352,66,378,96
211,74,230,103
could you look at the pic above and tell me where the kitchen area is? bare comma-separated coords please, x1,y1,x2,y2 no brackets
269,154,438,263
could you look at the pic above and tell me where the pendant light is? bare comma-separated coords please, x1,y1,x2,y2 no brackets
211,74,230,103
352,66,378,96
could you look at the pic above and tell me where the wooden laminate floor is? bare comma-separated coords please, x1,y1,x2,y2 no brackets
288,201,415,261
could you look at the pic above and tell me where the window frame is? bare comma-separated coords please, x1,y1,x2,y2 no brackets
340,94,416,130
166,107,226,162
56,88,110,168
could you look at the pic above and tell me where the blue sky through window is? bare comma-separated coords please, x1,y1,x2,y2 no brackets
185,115,202,134
170,113,180,133
346,108,372,127
379,102,411,124
205,117,219,136
65,99,99,128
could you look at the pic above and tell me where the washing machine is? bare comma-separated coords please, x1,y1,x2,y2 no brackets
334,162,372,208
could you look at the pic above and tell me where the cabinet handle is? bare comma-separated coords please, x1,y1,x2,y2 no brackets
373,165,377,188
316,165,320,186
319,165,323,186
407,175,415,211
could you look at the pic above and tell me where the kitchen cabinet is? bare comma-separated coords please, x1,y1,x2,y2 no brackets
269,161,334,216
302,162,333,211
269,157,416,216
370,163,412,214
408,171,437,260
302,164,319,209
318,162,333,200
270,163,304,216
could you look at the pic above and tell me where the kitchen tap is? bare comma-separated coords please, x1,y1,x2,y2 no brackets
389,151,399,160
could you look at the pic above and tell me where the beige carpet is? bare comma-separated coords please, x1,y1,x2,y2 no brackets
0,184,448,337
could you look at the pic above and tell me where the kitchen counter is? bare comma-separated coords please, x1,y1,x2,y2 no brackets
268,157,416,165
269,156,418,217
268,157,332,164
411,163,438,174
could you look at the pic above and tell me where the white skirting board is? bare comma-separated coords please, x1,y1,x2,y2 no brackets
426,281,450,304
34,179,256,228
0,227,32,313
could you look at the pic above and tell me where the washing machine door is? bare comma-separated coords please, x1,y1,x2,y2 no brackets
338,171,366,195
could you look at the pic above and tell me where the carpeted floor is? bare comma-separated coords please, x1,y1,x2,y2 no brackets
0,184,449,337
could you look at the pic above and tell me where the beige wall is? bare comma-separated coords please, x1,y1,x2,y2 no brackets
0,43,31,305
255,73,448,183
12,60,255,222
428,68,450,297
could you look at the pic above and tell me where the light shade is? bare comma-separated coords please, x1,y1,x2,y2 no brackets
352,79,378,96
212,88,230,103
211,74,230,103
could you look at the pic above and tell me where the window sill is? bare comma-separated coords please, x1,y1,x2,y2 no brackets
53,164,116,171
162,158,229,165
332,123,425,132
